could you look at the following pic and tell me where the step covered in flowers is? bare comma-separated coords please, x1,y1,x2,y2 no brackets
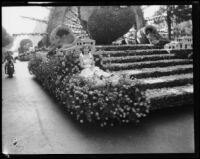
136,73,193,89
146,84,193,110
114,64,193,79
93,49,192,57
102,54,180,63
104,59,193,71
95,44,162,51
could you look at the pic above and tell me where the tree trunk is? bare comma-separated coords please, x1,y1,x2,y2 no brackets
167,10,172,40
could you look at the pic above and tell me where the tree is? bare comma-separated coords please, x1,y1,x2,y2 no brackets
173,20,192,37
2,27,13,48
152,5,173,40
172,5,192,23
153,6,167,25
153,5,192,40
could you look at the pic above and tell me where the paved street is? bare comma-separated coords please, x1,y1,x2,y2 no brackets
2,61,194,154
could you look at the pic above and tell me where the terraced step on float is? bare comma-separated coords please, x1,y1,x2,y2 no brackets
114,64,193,79
146,84,193,110
104,59,193,71
94,49,192,57
102,54,182,63
136,73,193,90
95,44,162,51
94,49,169,57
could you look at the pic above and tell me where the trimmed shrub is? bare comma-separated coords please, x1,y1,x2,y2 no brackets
2,27,13,48
87,6,136,45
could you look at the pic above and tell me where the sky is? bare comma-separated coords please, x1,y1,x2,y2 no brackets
2,6,49,35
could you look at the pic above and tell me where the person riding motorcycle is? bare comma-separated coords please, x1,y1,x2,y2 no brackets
3,51,15,74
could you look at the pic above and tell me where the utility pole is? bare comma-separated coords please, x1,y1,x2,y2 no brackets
20,16,48,24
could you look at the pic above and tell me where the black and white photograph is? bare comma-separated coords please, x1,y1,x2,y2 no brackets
2,2,197,155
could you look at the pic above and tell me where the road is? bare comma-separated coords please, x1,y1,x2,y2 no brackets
2,61,194,154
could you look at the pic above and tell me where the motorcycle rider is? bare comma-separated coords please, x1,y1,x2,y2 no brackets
3,51,15,74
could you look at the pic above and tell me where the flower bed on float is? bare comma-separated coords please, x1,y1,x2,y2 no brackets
28,49,151,127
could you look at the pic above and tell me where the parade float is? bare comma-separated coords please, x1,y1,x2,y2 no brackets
28,6,193,127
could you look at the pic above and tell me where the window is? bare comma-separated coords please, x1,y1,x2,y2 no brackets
180,44,182,48
185,44,187,49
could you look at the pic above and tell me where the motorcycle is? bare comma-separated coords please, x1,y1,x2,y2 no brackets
6,61,15,78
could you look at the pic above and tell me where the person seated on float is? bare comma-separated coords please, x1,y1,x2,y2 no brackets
78,45,124,87
3,51,14,74
79,45,111,79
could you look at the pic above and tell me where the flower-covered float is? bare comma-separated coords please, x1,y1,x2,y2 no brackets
29,24,193,127
28,25,151,127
